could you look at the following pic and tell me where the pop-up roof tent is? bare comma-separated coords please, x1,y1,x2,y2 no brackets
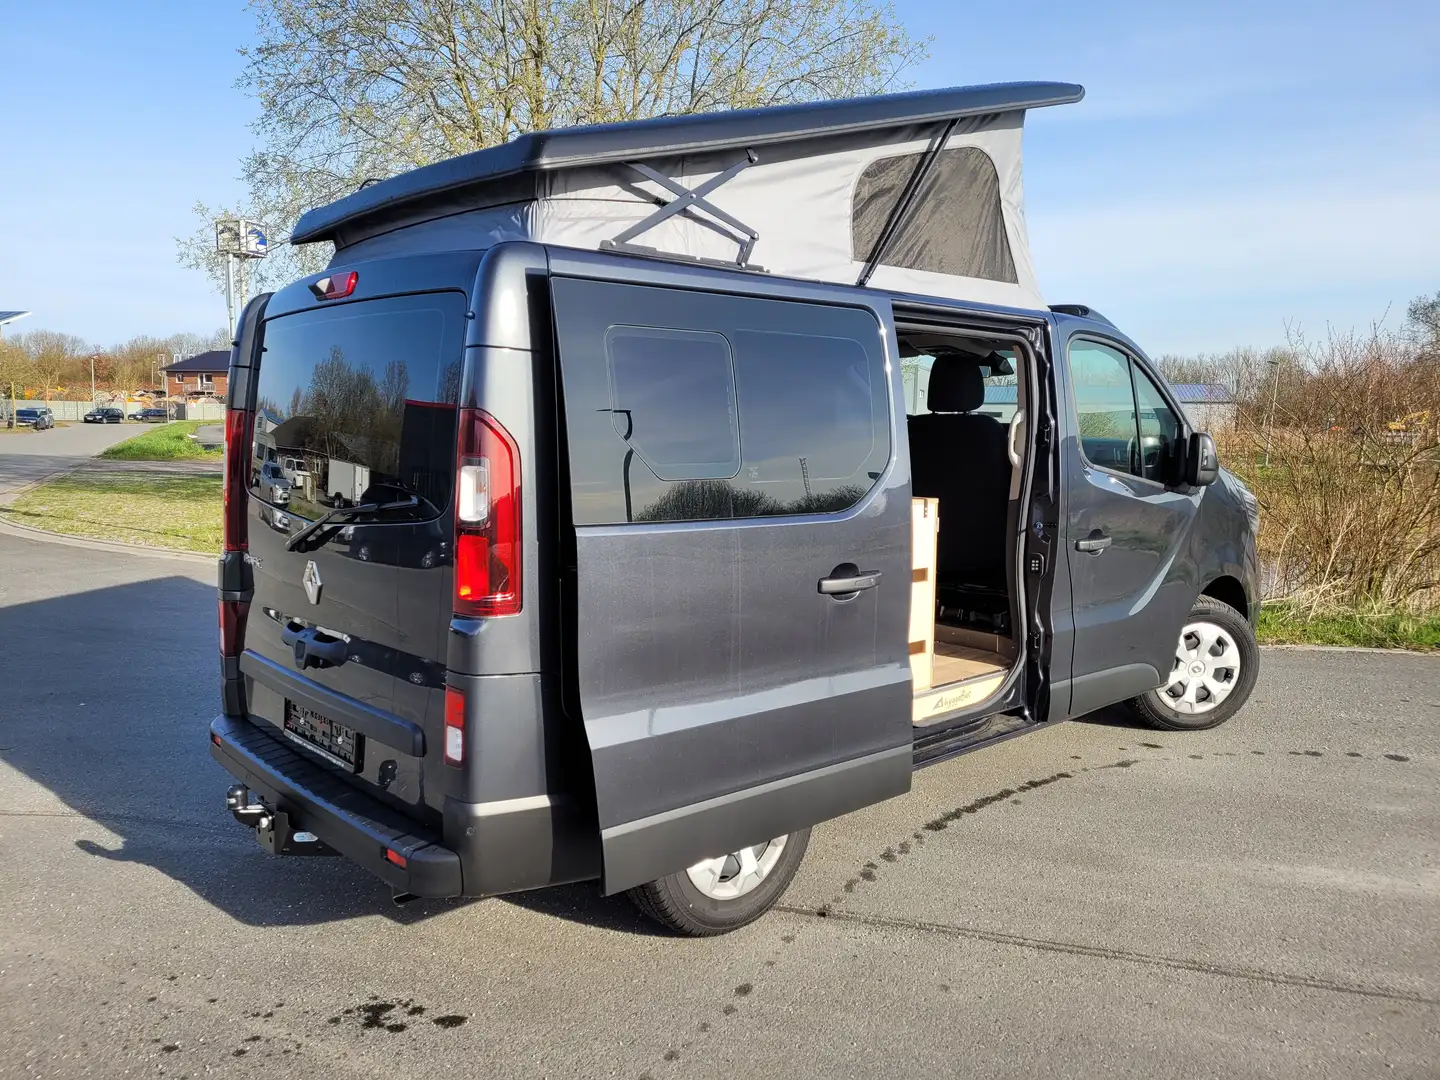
291,81,1084,311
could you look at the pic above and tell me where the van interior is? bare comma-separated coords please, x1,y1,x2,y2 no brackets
901,330,1029,727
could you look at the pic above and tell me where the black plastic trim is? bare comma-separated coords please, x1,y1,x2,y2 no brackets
239,651,426,757
210,715,461,898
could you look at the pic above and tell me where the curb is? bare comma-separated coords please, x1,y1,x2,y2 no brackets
0,515,215,565
1259,643,1438,656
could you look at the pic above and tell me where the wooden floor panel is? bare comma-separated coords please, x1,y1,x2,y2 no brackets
931,642,1008,686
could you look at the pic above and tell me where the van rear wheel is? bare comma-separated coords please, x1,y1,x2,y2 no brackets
627,828,810,936
1128,595,1259,731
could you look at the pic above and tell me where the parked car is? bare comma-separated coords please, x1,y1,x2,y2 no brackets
137,407,169,423
83,407,125,424
255,461,292,506
13,407,55,430
211,82,1261,937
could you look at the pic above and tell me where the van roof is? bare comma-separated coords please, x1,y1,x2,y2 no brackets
290,82,1083,247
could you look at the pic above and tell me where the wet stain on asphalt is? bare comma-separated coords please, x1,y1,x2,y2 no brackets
664,1049,680,1061
722,1004,738,1015
326,999,466,1033
1289,750,1324,757
1384,753,1410,762
734,983,753,997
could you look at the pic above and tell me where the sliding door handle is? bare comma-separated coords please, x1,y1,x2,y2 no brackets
818,569,882,595
1075,530,1111,555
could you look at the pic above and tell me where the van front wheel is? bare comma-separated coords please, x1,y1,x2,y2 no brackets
1129,595,1259,731
628,828,810,936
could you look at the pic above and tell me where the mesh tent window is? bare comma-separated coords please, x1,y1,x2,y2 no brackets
852,147,1017,284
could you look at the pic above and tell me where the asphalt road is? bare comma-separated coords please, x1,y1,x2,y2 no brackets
1,530,1436,1079
0,422,140,496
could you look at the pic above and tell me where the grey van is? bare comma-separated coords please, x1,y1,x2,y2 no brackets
210,81,1260,935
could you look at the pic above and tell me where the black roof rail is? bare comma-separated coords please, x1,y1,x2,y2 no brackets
1048,304,1114,327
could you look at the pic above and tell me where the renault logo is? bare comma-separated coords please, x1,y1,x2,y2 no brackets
302,560,322,605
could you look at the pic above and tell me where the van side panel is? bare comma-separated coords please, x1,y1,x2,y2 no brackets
549,270,913,893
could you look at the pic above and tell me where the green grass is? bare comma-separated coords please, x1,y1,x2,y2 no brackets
0,471,222,554
98,420,223,462
1257,604,1440,650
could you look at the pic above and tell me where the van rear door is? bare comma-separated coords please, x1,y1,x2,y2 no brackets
551,273,913,893
240,290,467,817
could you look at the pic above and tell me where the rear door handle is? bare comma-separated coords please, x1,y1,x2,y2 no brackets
281,624,349,668
1075,530,1111,555
818,569,882,595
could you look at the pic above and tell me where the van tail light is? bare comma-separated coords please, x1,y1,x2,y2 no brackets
219,598,249,658
443,686,465,766
454,408,521,617
222,408,252,553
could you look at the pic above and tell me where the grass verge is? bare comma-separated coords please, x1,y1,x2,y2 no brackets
0,471,222,554
1257,604,1440,650
98,420,223,462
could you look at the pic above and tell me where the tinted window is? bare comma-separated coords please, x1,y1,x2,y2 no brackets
1068,340,1139,474
734,330,876,490
606,327,740,482
1133,364,1182,483
554,279,890,525
254,292,466,520
852,147,1017,283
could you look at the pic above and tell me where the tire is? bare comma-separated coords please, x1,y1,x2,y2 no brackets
1128,595,1259,731
627,828,810,936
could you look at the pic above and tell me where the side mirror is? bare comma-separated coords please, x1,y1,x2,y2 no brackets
1183,431,1220,487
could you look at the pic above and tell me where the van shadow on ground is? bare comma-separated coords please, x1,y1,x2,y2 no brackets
1,568,668,934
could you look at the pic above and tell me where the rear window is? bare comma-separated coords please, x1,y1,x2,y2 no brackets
253,292,467,519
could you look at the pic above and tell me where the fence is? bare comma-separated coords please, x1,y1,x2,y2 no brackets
1,399,226,422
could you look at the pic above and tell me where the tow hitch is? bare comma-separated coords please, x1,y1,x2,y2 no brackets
226,784,338,857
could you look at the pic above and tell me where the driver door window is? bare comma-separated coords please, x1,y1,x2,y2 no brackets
1068,341,1140,475
1132,365,1182,484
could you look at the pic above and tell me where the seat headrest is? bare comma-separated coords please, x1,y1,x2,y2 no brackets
927,359,985,413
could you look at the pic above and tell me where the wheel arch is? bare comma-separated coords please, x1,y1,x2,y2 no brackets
1199,575,1249,622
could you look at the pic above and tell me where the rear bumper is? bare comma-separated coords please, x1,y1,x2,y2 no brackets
209,714,462,897
209,713,600,898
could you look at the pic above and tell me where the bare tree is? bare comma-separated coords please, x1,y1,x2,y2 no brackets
0,342,33,426
178,0,927,293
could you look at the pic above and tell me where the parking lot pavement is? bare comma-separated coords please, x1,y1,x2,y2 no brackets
0,529,1436,1080
0,421,140,496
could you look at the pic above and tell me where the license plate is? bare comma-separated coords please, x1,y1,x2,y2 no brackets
283,701,363,772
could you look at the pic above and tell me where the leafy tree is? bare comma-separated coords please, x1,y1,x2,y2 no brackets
178,0,927,294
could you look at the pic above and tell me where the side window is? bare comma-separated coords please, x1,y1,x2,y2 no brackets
732,329,878,512
554,279,891,525
1132,364,1182,484
1067,340,1139,474
606,327,740,482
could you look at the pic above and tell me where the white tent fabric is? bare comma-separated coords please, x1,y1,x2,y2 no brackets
337,111,1045,311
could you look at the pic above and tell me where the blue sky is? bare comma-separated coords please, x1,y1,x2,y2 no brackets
0,0,1435,355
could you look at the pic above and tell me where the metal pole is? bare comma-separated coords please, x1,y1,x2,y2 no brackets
1263,359,1281,469
225,253,238,341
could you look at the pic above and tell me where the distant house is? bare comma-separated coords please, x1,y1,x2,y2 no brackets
1171,383,1237,432
161,350,228,400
